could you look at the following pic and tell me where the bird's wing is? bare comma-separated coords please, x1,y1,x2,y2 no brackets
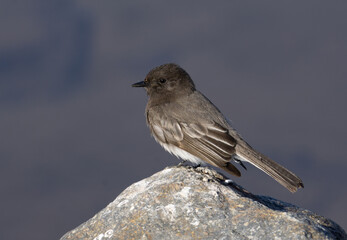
150,117,241,176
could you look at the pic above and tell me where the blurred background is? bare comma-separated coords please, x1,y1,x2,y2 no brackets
1,1,346,239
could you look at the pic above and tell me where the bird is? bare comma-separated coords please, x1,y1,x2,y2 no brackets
132,63,304,193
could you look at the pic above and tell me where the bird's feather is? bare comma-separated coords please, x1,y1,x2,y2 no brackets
150,116,241,176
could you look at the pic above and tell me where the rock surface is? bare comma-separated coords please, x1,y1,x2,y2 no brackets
61,166,346,240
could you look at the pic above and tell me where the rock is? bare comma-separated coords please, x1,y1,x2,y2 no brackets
61,166,346,240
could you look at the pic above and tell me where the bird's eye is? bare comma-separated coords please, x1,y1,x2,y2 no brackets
159,78,166,83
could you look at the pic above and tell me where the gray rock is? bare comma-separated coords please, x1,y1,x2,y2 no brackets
61,166,346,240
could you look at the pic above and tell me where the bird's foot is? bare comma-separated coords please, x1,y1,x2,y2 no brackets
193,163,201,168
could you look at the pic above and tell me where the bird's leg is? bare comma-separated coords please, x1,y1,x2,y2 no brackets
177,159,187,166
233,158,247,170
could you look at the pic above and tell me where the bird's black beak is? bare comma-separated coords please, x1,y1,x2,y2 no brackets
132,81,147,88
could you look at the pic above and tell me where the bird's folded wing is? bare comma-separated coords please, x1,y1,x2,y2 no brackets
151,118,241,176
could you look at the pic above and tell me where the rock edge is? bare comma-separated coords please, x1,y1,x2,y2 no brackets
61,166,346,240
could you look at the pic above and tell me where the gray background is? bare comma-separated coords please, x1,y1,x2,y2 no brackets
1,1,346,239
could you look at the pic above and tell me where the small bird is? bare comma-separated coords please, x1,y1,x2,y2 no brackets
132,63,304,193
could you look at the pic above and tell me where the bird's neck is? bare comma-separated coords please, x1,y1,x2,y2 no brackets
147,89,194,108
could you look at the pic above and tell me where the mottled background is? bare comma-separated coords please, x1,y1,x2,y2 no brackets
1,1,346,239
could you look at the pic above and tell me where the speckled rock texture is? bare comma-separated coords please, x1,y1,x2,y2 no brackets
61,166,346,240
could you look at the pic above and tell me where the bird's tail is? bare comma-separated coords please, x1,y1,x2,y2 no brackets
235,144,304,193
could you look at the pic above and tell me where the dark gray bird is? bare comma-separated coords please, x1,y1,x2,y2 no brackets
132,63,304,193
